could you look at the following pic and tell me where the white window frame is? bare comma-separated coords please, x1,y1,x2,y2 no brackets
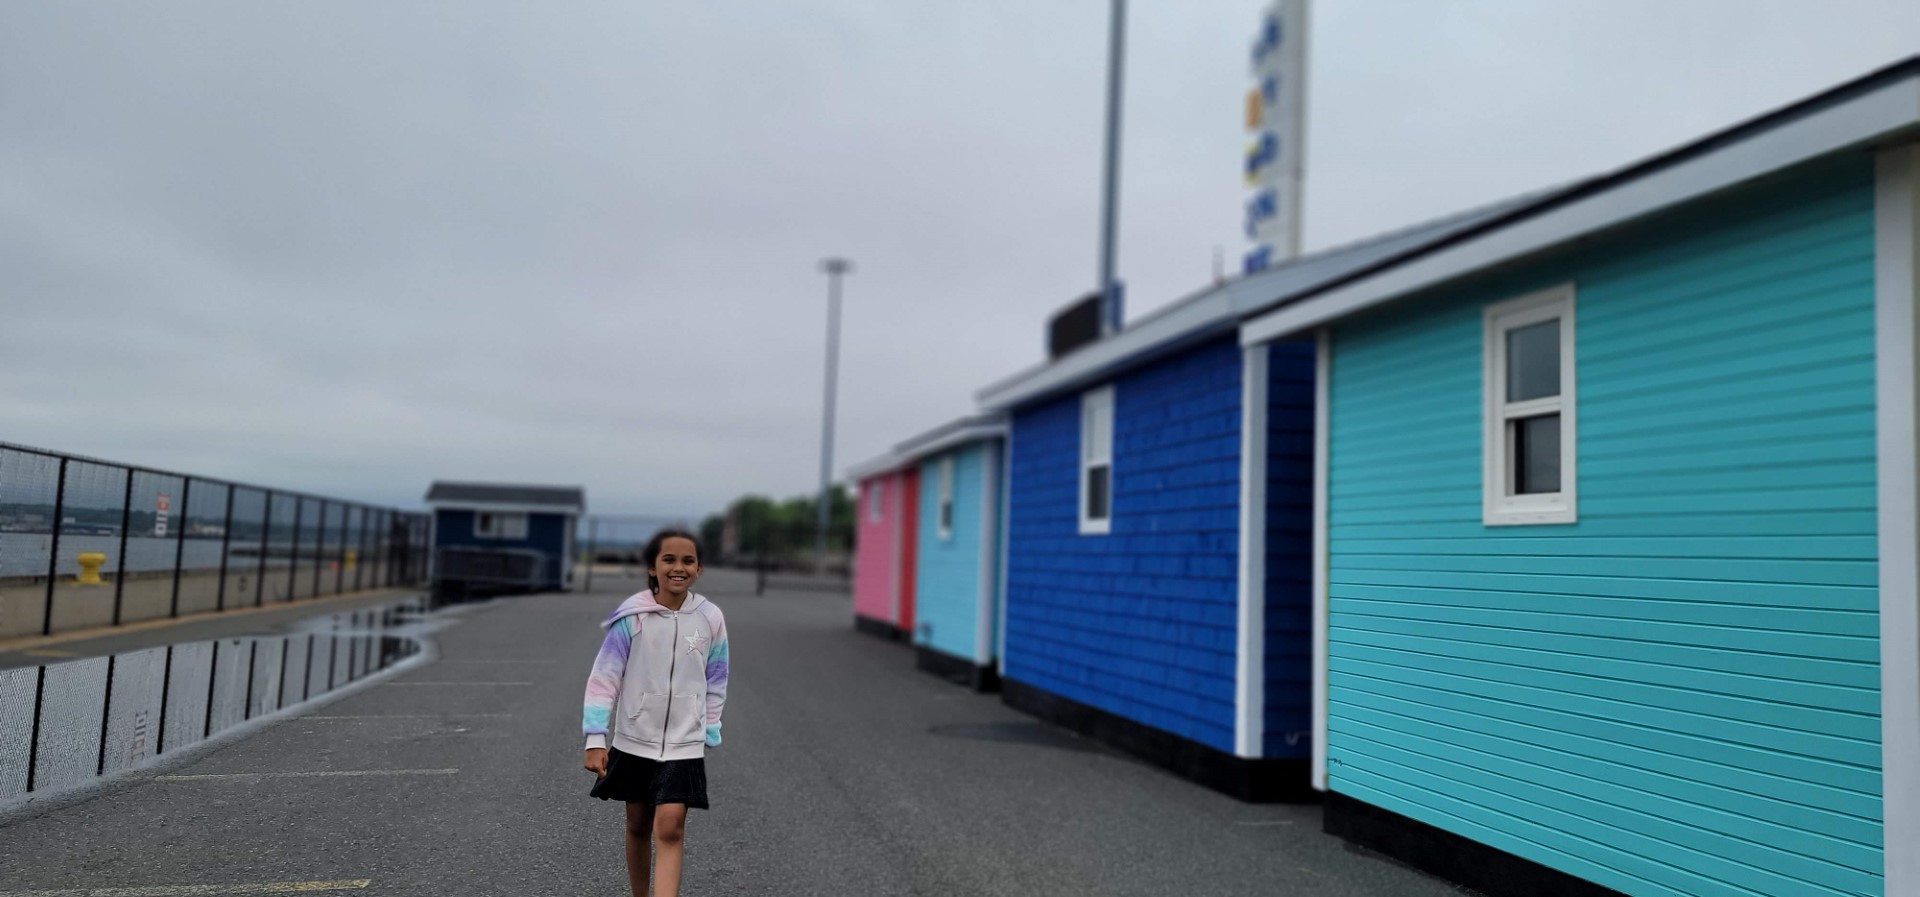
475,511,529,540
1079,385,1115,535
1483,285,1578,526
937,456,956,542
867,481,884,523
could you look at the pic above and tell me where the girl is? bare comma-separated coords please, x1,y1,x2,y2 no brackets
582,529,729,897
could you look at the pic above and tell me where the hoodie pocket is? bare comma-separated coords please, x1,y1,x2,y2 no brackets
619,693,670,743
667,694,704,746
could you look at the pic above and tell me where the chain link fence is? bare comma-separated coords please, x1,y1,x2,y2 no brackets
0,442,430,640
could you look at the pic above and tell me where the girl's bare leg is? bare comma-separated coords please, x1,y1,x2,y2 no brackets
651,803,688,897
624,802,654,897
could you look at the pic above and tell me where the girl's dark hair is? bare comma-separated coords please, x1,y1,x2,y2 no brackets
643,528,702,593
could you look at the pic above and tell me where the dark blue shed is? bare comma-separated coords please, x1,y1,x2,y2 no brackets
425,481,584,601
975,201,1533,802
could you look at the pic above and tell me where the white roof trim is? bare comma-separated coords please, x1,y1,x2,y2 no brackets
1242,69,1920,346
427,500,584,516
894,421,1007,466
843,452,906,483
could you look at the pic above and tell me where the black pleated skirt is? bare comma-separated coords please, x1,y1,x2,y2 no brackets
590,747,709,809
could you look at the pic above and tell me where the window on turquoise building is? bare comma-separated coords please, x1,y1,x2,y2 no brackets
937,456,955,541
867,481,884,523
1080,385,1114,535
1483,286,1578,526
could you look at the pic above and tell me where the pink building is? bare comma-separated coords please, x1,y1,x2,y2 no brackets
848,457,917,640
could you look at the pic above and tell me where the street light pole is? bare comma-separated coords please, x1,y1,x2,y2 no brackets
817,257,852,575
1097,0,1126,330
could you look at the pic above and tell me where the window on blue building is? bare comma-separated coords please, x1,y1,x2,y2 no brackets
1080,386,1114,535
1483,286,1577,526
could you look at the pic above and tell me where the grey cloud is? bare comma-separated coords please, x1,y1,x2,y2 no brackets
2,0,1912,517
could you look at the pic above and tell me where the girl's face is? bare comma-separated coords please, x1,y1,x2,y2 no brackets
650,536,702,598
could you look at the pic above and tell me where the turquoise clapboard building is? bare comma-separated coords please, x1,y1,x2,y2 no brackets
895,415,1007,690
1236,59,1920,897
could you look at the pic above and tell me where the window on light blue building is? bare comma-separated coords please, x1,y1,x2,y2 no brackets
1483,285,1578,526
937,456,955,541
1080,386,1114,535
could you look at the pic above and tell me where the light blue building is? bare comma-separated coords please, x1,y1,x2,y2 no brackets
976,201,1529,801
1237,59,1920,897
892,415,1007,691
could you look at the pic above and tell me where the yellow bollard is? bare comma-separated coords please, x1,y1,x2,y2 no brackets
345,549,358,571
75,552,107,585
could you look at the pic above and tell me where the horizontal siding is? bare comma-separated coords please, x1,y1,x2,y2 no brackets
1325,159,1881,897
853,475,899,622
1004,337,1243,752
1265,339,1315,757
914,444,989,662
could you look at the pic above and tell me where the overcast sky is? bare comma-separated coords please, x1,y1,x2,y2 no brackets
3,1,1915,518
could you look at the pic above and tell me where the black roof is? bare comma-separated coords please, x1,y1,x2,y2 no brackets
424,481,585,510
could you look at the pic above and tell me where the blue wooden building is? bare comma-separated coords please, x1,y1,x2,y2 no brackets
976,201,1529,800
892,415,1007,691
1236,59,1920,897
425,481,585,600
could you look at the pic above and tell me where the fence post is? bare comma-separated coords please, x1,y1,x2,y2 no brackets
111,471,135,625
42,457,69,636
275,635,291,712
25,666,47,792
286,497,304,602
169,478,193,618
215,482,234,611
203,640,220,738
156,645,174,755
255,491,272,606
309,500,327,599
347,612,359,681
243,640,258,720
334,503,349,595
303,632,316,702
353,507,367,592
96,654,116,774
584,518,597,592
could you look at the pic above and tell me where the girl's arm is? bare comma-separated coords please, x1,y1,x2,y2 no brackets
582,616,635,750
703,608,729,746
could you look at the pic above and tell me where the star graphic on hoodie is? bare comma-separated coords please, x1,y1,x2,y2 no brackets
685,634,707,655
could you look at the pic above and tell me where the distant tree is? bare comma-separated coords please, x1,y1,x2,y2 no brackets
714,485,854,568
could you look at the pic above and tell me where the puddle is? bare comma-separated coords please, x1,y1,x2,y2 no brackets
0,595,432,809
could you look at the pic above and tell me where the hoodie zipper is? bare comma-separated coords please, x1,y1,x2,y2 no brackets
660,610,680,759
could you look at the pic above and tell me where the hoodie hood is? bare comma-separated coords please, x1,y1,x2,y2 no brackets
602,590,706,628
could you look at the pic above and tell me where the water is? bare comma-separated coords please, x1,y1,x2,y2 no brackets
1,533,358,577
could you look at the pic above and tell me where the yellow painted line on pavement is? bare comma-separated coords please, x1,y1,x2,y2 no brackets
154,769,456,781
0,880,371,896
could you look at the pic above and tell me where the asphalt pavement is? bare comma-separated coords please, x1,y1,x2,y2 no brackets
0,569,1472,896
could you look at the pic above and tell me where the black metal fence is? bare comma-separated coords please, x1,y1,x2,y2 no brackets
0,442,431,639
0,599,426,805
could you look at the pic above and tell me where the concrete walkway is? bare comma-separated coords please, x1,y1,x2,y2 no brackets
0,570,1470,896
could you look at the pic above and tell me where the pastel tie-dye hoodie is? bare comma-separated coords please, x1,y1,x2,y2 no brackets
582,590,729,760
